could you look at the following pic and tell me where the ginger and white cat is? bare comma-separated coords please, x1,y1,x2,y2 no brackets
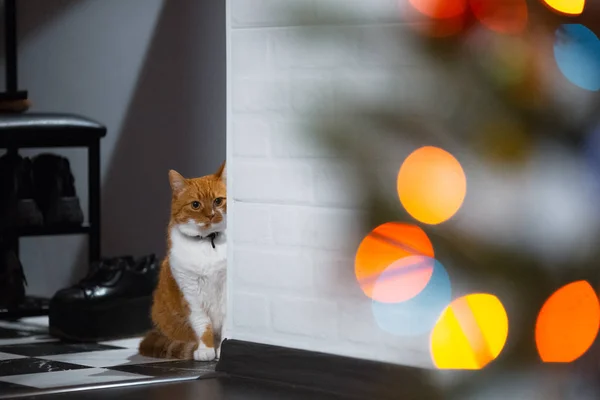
139,162,227,361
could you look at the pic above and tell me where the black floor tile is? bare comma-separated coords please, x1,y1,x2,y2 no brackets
0,342,121,357
108,360,217,378
0,327,39,340
0,358,89,376
217,376,345,399
14,376,346,400
0,380,33,395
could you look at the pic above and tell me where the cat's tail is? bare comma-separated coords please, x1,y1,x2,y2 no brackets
139,329,197,359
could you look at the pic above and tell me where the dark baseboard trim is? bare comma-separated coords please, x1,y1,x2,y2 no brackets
216,339,444,400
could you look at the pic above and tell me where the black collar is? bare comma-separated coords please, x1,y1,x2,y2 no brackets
195,232,220,249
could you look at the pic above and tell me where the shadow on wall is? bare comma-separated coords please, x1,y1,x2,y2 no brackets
16,0,79,41
94,0,226,267
0,0,80,88
0,0,225,286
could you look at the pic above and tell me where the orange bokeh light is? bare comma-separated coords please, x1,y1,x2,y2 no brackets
408,0,467,19
397,146,467,225
355,222,434,302
401,0,467,37
470,0,528,35
535,280,600,363
408,14,467,38
430,293,509,369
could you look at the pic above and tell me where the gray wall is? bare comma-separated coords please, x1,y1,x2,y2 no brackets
6,0,225,297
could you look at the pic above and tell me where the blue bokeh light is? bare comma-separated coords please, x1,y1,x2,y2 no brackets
553,24,600,91
372,257,451,337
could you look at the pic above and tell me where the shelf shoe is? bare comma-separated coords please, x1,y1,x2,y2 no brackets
0,153,44,230
49,254,159,342
0,241,27,311
31,153,84,227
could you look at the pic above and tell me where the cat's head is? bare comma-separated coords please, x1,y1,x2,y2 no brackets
168,161,227,237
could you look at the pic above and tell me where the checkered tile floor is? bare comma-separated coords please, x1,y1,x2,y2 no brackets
0,317,216,397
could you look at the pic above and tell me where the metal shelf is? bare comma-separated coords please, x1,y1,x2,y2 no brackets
15,224,90,237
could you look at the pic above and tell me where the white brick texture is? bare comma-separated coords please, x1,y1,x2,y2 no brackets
233,160,313,203
232,292,270,330
270,206,365,251
271,297,338,338
234,247,315,291
228,0,431,366
233,78,289,113
232,117,270,157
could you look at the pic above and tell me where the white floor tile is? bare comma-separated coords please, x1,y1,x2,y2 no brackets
18,316,49,328
99,337,143,349
0,351,26,361
0,336,57,346
0,317,48,332
0,367,149,389
39,348,172,368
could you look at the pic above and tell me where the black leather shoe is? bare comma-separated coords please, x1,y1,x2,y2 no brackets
49,254,160,342
0,153,44,229
31,153,84,227
0,241,27,311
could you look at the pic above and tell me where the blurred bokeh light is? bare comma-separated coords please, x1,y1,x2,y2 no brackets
402,0,467,37
553,24,600,91
397,146,466,225
469,0,528,34
542,0,585,16
477,118,532,163
355,223,434,301
479,35,530,86
371,255,437,303
409,13,467,38
535,280,600,362
407,0,467,19
430,293,508,369
372,257,451,336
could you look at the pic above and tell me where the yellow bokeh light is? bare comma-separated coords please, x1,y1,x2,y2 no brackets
542,0,585,16
430,293,508,370
397,146,467,225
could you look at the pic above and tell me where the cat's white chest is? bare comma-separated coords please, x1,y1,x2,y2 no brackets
170,228,226,270
169,229,227,336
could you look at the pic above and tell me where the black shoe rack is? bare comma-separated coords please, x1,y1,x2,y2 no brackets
0,0,106,320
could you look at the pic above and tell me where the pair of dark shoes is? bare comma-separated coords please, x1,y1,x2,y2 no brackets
0,152,83,230
49,254,160,342
0,240,26,311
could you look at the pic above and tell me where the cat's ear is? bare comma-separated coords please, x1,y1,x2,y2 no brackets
168,170,187,195
215,161,226,182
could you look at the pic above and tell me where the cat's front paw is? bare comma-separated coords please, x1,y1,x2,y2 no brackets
193,346,216,361
216,346,221,360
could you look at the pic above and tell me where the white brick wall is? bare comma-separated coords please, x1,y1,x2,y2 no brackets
226,0,436,367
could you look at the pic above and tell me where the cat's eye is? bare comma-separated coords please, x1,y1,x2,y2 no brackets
191,201,201,209
214,197,224,206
